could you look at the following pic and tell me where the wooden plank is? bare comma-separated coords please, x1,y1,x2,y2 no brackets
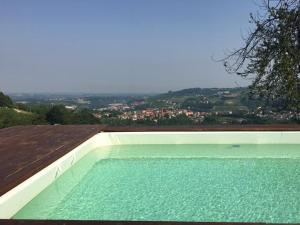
103,124,300,132
0,219,295,225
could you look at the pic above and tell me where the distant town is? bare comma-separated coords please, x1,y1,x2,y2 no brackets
2,87,298,128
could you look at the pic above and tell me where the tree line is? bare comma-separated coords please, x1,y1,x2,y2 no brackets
0,92,100,128
0,92,197,128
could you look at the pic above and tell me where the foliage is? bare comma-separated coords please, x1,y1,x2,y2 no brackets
133,103,152,110
222,0,300,110
100,110,122,118
181,97,213,112
156,88,244,99
239,90,265,110
157,114,194,125
0,92,13,107
15,103,29,111
100,118,156,126
46,106,101,125
0,108,45,128
202,115,221,125
46,105,73,125
72,109,100,124
101,114,195,126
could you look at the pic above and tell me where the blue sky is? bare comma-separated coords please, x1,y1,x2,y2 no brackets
0,0,258,93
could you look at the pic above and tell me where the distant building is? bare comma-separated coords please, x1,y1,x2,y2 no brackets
65,105,77,110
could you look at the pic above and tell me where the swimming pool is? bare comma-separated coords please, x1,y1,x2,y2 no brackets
1,132,300,223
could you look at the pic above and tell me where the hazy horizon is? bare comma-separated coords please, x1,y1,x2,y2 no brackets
0,0,257,93
6,86,248,95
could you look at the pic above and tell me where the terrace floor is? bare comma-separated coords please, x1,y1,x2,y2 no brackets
0,125,105,196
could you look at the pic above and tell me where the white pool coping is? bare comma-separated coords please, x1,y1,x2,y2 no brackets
0,131,299,219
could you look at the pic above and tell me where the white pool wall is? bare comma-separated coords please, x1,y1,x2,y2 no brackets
0,131,299,219
100,131,300,145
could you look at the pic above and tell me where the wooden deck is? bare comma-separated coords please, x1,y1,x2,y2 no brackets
0,124,299,225
0,219,294,225
0,125,104,196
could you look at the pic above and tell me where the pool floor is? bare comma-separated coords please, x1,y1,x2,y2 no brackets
14,144,300,223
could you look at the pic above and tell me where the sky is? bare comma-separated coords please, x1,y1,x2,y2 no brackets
0,0,258,94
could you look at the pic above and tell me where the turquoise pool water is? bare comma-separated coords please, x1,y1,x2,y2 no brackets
14,144,300,223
